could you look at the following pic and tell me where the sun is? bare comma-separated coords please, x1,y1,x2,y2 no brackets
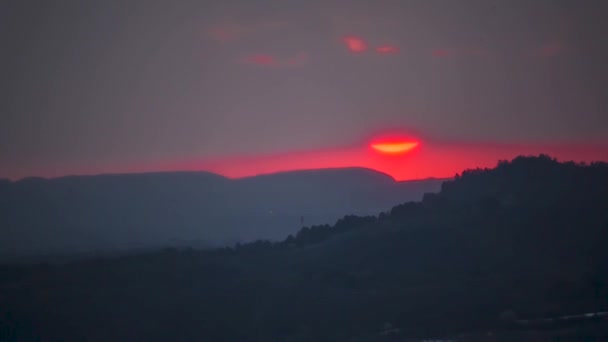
370,141,419,154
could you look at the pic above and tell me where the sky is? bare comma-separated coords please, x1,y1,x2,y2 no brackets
1,0,607,180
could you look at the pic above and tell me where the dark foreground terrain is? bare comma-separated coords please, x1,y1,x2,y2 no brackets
1,155,608,341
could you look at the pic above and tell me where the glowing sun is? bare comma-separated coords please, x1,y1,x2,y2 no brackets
371,141,419,154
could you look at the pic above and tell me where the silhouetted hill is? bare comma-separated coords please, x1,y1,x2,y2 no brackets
440,155,608,208
1,155,607,340
234,168,434,216
0,167,443,260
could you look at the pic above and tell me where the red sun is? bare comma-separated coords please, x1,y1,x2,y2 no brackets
371,141,419,154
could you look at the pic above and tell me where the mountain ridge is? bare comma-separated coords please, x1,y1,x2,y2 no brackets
4,166,445,184
0,166,444,259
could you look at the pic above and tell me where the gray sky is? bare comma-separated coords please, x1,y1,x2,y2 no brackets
1,0,607,179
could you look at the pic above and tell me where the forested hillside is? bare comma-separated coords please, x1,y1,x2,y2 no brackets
1,155,607,341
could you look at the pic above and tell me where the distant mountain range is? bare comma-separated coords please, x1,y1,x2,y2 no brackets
0,168,444,260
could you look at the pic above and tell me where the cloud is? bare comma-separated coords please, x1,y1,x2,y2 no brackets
208,23,250,42
375,45,399,55
284,52,308,66
342,36,368,53
432,49,451,58
242,54,279,66
240,53,308,68
537,41,563,57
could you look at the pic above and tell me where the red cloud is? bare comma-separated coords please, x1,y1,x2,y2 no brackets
432,49,451,58
375,45,399,55
343,36,368,53
242,54,279,66
240,53,308,68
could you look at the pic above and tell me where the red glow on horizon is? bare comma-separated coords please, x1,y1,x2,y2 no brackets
193,141,608,181
6,141,607,183
343,36,368,53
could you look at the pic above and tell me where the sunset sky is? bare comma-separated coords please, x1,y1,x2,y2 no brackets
1,0,607,180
